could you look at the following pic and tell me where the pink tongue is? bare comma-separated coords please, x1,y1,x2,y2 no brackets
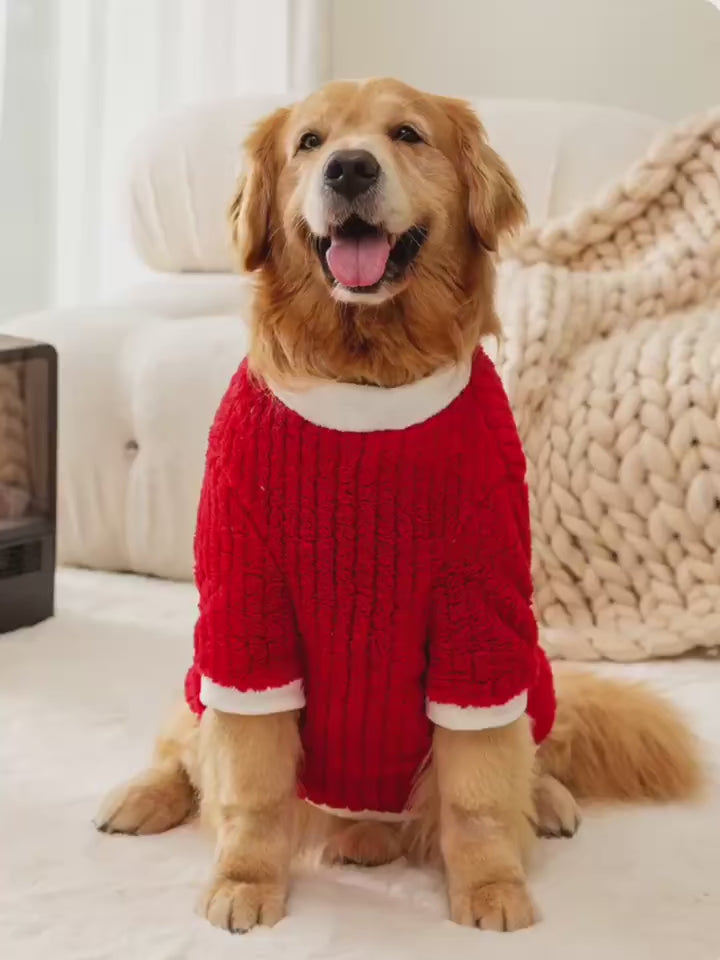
326,235,391,288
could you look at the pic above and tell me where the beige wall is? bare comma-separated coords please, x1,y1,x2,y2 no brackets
331,0,720,120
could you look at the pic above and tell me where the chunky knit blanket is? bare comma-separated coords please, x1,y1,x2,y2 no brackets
496,109,720,662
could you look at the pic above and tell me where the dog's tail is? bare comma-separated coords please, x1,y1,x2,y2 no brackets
539,671,705,802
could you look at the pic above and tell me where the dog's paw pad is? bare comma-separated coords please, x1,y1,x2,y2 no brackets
95,770,194,836
534,774,581,839
451,880,538,932
198,879,287,933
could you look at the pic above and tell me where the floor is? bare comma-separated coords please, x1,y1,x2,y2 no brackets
1,568,719,960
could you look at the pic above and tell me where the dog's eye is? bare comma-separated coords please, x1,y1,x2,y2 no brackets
298,131,323,152
391,125,423,144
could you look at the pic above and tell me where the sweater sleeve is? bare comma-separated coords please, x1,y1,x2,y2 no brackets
427,478,538,731
192,405,304,716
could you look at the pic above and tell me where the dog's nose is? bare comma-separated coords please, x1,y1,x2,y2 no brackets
324,150,380,199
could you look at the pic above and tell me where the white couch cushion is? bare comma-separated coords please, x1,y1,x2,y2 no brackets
114,273,253,318
128,97,293,274
128,96,663,273
2,301,249,579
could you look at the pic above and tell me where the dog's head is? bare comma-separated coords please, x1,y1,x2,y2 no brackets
231,79,526,385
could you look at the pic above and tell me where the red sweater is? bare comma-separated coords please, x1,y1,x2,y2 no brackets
185,351,555,817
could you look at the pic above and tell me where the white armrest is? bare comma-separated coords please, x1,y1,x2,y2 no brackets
2,297,249,580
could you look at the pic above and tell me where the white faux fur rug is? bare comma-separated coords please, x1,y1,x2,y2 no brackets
1,568,719,960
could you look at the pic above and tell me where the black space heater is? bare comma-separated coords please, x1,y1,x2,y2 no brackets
0,335,57,632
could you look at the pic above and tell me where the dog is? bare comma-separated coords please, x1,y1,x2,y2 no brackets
95,78,703,935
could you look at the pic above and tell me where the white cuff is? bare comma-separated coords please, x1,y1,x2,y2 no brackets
427,690,527,731
200,676,305,714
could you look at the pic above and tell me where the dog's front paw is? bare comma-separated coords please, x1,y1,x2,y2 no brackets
449,880,538,932
198,877,287,933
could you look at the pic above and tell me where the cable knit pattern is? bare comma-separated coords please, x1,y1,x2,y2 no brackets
186,352,555,816
496,108,720,661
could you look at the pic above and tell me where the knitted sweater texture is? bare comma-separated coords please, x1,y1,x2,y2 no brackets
186,351,555,815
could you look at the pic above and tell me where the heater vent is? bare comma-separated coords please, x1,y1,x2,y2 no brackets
0,540,42,579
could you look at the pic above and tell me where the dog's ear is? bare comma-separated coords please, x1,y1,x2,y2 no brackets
229,106,290,272
443,98,527,252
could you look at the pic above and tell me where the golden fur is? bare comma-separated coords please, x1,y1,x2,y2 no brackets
540,670,704,802
96,79,705,935
231,79,525,388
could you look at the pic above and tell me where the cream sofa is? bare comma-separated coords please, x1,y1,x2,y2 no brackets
4,98,720,960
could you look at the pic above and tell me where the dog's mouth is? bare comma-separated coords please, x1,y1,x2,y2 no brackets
313,216,427,293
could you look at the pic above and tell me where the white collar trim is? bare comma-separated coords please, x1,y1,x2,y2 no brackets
267,363,471,432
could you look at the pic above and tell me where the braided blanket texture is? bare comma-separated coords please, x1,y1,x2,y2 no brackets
497,109,720,661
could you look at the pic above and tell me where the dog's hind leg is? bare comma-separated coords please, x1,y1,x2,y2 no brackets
532,773,581,838
94,700,199,835
323,819,403,866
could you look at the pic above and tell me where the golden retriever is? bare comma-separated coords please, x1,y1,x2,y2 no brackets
95,78,703,935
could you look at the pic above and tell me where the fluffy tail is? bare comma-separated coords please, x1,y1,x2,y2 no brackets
539,671,705,803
